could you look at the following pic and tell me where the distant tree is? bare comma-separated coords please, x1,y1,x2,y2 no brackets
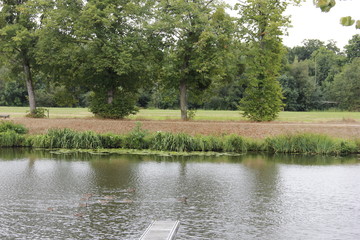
280,60,320,111
328,57,360,110
344,34,360,62
288,39,325,62
311,47,346,86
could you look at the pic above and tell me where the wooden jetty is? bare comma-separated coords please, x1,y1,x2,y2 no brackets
139,221,180,240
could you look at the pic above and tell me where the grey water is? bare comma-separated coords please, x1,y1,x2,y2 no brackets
0,149,360,240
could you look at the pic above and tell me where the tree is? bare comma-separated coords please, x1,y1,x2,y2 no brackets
237,0,299,121
36,0,158,118
0,0,47,114
155,0,238,120
280,60,320,111
328,57,360,110
344,34,360,62
313,0,360,29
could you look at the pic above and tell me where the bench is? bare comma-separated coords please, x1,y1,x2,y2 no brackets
0,115,10,119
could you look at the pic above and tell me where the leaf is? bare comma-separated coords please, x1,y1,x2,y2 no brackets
340,16,355,27
356,20,360,29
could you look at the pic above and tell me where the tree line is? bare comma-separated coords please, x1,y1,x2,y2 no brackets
0,0,359,121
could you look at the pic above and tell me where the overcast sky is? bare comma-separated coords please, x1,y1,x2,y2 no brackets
226,0,360,49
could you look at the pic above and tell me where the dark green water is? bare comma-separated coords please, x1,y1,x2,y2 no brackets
0,149,360,240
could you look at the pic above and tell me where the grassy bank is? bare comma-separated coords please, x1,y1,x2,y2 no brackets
1,121,359,156
1,106,360,122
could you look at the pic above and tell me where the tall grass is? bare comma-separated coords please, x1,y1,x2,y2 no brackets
265,133,358,155
0,131,26,147
1,122,359,155
30,128,102,149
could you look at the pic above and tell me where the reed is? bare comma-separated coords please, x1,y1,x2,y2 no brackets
265,133,357,155
223,134,248,153
0,131,26,147
1,122,358,155
30,128,102,149
151,132,196,152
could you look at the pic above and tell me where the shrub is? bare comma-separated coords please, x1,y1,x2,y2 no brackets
0,121,28,134
0,131,26,147
26,108,49,118
89,89,139,119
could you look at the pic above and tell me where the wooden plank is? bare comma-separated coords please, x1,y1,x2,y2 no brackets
0,115,10,119
139,221,180,240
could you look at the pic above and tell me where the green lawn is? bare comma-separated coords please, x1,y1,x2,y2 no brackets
1,106,360,122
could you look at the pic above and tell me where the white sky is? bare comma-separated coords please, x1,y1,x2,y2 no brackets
226,0,360,49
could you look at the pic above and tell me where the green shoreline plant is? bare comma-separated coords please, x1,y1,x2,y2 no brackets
0,121,359,156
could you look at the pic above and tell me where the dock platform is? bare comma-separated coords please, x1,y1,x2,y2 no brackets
139,220,180,240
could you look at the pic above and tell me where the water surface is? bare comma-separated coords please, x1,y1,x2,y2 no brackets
0,149,359,239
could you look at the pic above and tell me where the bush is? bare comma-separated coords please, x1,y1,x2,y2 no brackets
0,121,28,134
89,89,139,119
26,108,49,118
0,131,26,147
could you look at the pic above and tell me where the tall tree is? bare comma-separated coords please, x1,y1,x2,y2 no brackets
155,0,238,120
36,0,158,118
237,0,299,121
0,0,48,114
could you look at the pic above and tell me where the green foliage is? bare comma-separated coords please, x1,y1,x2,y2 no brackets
26,107,49,118
344,34,360,62
156,0,239,120
223,134,248,153
265,133,356,155
124,122,150,150
30,128,102,149
328,58,360,111
238,0,289,121
195,135,223,152
0,121,28,134
99,133,124,149
89,90,139,119
0,131,26,147
151,132,196,152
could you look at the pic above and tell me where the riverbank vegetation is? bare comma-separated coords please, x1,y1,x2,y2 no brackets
1,121,358,156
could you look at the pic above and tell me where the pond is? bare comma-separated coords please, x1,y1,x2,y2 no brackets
0,149,360,240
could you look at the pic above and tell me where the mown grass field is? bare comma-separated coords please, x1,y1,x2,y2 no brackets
1,106,360,122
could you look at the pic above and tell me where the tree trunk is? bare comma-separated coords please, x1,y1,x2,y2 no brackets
179,79,188,121
23,62,36,114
